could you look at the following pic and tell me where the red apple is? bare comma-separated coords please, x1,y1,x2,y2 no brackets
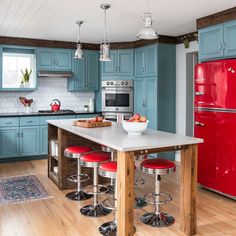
133,119,140,122
133,113,141,120
129,116,135,122
92,117,98,122
97,116,103,122
140,116,147,122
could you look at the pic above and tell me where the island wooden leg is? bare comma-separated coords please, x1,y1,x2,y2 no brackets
180,144,198,235
117,151,135,236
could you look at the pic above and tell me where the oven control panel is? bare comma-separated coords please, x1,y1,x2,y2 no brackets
102,80,133,88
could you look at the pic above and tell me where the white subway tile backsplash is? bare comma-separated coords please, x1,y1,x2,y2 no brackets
0,78,94,113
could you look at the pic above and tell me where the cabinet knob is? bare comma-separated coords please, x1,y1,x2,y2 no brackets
195,92,205,96
218,43,222,51
195,121,205,127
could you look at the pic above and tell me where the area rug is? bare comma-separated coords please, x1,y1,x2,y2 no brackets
0,175,51,205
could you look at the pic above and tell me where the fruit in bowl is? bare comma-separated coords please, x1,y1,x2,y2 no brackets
122,114,149,135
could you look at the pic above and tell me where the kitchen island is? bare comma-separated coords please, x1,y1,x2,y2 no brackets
47,119,203,236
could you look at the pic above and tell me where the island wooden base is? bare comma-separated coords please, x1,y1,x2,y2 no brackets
48,124,107,190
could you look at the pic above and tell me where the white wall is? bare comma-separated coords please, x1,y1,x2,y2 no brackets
175,41,199,161
0,78,94,113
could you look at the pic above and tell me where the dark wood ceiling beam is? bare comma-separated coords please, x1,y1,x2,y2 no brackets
197,7,236,29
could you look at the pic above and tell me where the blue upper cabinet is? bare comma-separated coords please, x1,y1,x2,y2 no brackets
224,20,236,57
86,51,99,91
135,45,157,77
101,49,134,77
68,50,99,92
36,48,72,71
199,20,236,61
199,24,224,61
101,51,117,76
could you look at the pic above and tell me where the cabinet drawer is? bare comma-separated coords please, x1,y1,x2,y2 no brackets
0,117,19,127
20,117,40,126
39,116,58,125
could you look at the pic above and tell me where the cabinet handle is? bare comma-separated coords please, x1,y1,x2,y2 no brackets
17,132,20,138
195,92,205,96
6,122,12,125
195,121,205,127
52,59,55,65
218,43,222,51
117,66,119,71
27,120,33,123
142,101,146,107
222,42,226,50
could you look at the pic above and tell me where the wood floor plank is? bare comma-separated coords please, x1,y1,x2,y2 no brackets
0,159,235,236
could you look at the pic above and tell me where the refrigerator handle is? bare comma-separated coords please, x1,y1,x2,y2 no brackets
195,121,205,127
195,91,205,96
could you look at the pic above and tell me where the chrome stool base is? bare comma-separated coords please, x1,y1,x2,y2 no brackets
100,184,114,195
140,212,175,227
65,191,93,201
99,221,116,236
135,197,148,209
80,204,112,217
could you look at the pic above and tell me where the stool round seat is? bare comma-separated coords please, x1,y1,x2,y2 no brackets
80,152,110,168
99,161,117,179
64,146,92,158
141,159,176,175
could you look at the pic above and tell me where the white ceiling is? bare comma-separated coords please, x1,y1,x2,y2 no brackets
0,0,235,43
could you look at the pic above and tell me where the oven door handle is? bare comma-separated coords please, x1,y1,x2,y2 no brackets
102,87,133,91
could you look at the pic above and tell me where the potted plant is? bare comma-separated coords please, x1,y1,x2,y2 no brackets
21,68,32,88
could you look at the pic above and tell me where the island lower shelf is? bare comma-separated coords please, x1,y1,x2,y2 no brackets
48,123,107,190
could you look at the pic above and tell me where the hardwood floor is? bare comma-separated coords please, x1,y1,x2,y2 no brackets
0,159,236,236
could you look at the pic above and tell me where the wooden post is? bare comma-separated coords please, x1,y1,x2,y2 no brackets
116,151,135,236
180,144,198,235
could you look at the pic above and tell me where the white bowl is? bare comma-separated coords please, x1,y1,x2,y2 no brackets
122,120,149,135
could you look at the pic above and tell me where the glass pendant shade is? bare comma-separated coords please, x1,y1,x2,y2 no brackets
137,13,158,40
99,41,111,61
100,3,111,62
74,44,83,59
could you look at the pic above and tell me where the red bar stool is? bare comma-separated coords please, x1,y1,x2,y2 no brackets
98,161,118,235
140,158,176,227
64,146,93,201
100,145,117,194
80,152,111,217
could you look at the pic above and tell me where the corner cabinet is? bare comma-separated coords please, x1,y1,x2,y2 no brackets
199,20,236,61
36,48,72,71
68,50,99,92
101,49,134,77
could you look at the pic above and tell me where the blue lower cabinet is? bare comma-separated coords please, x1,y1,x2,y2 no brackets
76,114,99,119
39,126,48,155
20,126,39,156
0,127,19,158
58,115,76,119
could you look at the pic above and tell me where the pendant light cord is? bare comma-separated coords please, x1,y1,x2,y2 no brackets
103,8,106,42
77,24,80,44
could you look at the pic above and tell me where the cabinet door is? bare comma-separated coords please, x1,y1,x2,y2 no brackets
0,127,19,158
20,127,39,156
54,49,72,70
134,78,146,115
117,50,134,76
145,78,157,129
199,24,224,61
86,51,99,91
39,126,48,155
134,48,145,76
101,51,117,76
68,53,86,91
145,45,157,76
224,20,236,57
36,48,55,70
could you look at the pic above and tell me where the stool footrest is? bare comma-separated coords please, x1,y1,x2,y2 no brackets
144,192,172,205
134,176,145,187
83,184,109,195
101,197,116,211
67,173,90,183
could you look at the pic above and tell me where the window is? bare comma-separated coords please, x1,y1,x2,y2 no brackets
2,51,36,89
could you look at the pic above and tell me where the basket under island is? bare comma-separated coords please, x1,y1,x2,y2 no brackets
47,119,203,236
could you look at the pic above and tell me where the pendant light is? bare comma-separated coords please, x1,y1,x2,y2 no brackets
99,3,111,61
137,0,158,40
75,20,84,59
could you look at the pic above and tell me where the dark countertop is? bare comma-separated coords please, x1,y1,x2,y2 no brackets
0,111,101,117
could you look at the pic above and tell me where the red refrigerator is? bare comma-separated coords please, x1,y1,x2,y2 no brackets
194,59,236,199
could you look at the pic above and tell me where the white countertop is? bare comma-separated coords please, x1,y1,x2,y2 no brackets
47,119,203,152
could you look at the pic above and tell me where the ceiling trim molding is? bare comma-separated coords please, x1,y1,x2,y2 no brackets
0,34,176,51
175,31,198,44
197,7,236,29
